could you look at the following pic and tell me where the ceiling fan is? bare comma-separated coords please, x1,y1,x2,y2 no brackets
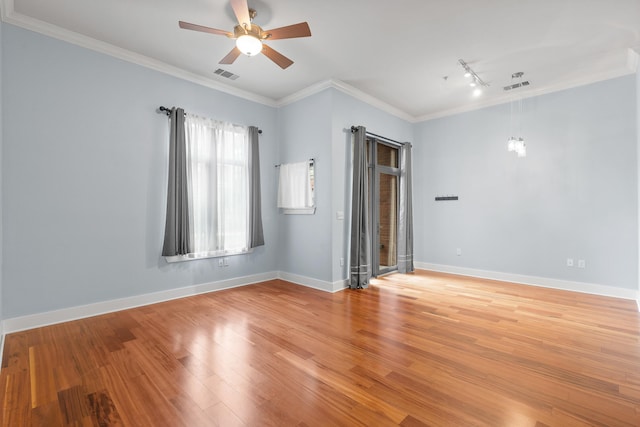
178,0,311,69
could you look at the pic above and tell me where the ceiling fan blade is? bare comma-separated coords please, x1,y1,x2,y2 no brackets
261,44,294,69
230,0,251,27
179,21,232,37
219,47,242,65
264,22,311,40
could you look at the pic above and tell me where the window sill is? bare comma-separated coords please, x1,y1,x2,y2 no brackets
165,248,253,263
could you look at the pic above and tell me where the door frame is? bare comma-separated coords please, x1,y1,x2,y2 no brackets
367,137,401,277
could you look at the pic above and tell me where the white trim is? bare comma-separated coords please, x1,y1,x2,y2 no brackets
415,262,639,301
0,271,349,335
165,248,253,263
332,279,349,293
276,79,415,123
277,271,347,293
275,80,334,107
330,80,416,123
2,271,278,334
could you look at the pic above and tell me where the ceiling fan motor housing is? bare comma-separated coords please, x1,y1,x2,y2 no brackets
233,24,267,40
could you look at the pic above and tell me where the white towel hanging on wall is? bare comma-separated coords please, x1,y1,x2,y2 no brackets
277,161,315,214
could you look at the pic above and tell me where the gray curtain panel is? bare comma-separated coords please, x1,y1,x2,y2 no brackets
398,143,414,273
248,126,265,248
162,107,192,256
349,126,371,289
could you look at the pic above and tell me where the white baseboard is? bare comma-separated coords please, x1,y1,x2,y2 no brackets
2,271,278,334
9,262,633,337
1,270,350,336
416,262,640,302
277,271,348,293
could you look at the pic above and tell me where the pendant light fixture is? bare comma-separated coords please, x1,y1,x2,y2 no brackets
506,72,527,158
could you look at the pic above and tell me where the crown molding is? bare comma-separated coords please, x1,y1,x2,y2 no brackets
277,79,416,123
1,3,277,108
275,79,334,107
329,79,416,123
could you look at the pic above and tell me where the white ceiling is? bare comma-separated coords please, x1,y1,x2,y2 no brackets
3,0,640,121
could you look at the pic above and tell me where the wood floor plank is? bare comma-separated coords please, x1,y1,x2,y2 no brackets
2,270,640,426
1,370,31,427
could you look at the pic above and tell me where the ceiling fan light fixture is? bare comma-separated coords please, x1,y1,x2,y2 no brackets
236,34,262,56
179,0,311,69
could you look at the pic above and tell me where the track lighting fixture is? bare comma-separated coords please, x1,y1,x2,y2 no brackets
459,59,488,97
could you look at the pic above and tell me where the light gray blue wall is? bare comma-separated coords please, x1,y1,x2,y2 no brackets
0,19,4,327
2,24,279,318
637,57,640,295
414,76,638,290
276,91,333,281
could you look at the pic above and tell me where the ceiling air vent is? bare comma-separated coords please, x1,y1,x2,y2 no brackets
213,68,239,80
503,80,530,91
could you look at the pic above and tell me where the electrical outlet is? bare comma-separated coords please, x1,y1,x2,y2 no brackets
578,259,585,268
224,258,229,267
566,258,574,267
456,248,462,256
340,258,344,266
218,258,224,267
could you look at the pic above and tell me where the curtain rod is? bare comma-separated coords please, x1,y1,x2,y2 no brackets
350,126,405,146
275,158,315,168
158,106,262,134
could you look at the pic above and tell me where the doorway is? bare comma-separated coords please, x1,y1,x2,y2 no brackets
367,138,401,276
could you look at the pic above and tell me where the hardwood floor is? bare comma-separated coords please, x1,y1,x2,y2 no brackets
2,270,640,426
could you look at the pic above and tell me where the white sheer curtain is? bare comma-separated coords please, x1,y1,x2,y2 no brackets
185,114,249,256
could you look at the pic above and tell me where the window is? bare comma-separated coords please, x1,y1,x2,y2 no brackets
166,114,252,262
